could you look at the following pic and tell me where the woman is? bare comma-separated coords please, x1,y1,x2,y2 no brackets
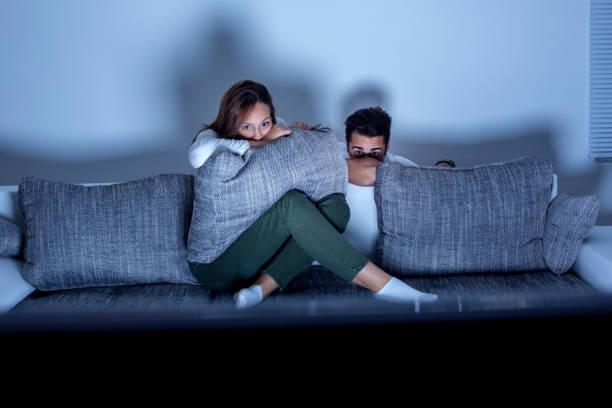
188,79,438,308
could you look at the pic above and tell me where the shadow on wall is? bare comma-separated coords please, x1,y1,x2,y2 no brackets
340,83,390,128
175,9,321,144
0,146,194,185
0,5,322,186
0,5,607,224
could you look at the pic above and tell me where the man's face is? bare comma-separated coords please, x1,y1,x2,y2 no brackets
346,131,388,160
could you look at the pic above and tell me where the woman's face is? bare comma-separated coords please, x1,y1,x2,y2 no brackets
237,102,272,140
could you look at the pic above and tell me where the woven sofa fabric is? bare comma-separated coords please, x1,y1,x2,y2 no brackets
543,192,600,274
374,156,552,276
18,174,199,290
0,216,22,257
10,283,214,313
188,127,348,264
9,267,595,314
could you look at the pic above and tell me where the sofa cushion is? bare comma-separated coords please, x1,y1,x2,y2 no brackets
8,267,596,316
188,127,348,264
9,283,213,313
374,156,552,276
0,216,22,257
18,174,199,290
544,192,600,274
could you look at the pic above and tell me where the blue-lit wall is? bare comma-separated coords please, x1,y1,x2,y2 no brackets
1,0,610,223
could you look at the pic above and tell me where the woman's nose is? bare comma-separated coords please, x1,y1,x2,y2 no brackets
255,127,265,140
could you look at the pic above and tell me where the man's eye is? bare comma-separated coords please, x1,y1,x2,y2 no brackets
370,152,380,158
354,151,363,156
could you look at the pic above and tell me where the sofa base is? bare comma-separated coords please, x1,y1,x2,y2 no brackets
3,266,608,334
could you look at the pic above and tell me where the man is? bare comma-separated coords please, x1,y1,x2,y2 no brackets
341,107,455,259
296,106,455,260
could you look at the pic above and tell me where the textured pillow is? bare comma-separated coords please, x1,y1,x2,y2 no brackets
188,127,348,263
18,174,199,290
544,192,600,274
374,156,552,276
0,216,23,257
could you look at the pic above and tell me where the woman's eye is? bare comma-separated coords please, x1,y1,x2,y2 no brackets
262,121,270,127
242,125,251,130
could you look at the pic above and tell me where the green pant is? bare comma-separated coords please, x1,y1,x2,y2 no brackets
188,190,369,292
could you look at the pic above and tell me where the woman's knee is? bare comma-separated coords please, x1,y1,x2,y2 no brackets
280,190,350,232
281,189,306,200
279,189,309,209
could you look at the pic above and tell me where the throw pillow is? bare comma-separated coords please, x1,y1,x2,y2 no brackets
374,156,553,276
543,192,600,274
18,174,199,290
188,127,348,263
0,216,23,257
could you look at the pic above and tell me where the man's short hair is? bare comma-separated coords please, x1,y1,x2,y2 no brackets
344,106,392,145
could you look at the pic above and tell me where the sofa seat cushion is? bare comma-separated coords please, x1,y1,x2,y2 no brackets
10,283,214,313
8,266,596,319
281,265,594,296
188,266,600,319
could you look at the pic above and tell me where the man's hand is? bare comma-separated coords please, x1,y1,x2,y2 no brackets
248,125,291,147
291,121,311,130
346,156,382,186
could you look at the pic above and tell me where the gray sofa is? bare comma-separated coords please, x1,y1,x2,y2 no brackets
1,156,611,337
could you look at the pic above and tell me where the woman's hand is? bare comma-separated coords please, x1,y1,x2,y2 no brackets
264,124,292,140
248,124,291,147
291,121,311,130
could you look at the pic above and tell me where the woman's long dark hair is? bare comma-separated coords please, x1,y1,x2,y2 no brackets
192,80,277,143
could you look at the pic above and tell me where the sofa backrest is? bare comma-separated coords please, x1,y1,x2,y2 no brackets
0,186,21,227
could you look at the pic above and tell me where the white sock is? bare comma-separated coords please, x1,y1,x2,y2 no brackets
374,277,438,303
233,285,264,309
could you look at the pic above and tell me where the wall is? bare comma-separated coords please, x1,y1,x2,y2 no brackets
1,0,609,223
